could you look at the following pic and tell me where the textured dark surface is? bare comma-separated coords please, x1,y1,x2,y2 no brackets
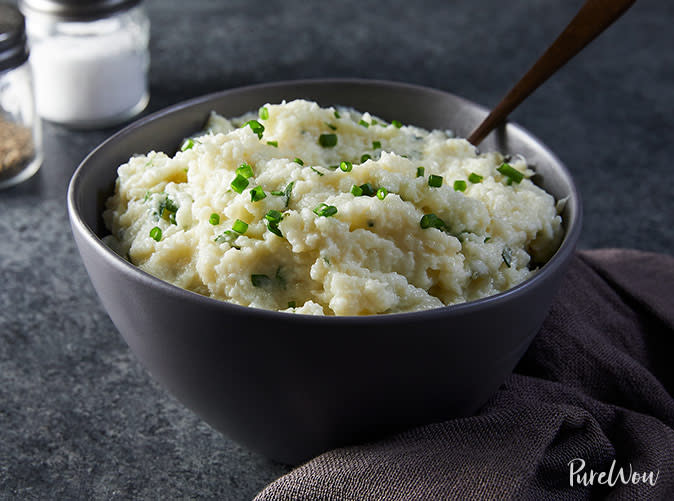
1,0,672,499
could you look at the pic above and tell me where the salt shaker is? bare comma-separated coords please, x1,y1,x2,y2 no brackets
0,3,42,190
18,0,150,128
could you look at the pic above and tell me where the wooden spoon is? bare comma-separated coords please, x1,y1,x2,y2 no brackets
467,0,636,146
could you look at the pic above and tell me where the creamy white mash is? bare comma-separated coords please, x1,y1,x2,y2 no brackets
103,99,562,315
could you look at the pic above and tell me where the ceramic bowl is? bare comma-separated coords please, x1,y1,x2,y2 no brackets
67,79,582,464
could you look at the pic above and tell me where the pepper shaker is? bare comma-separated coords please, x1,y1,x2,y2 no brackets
0,3,42,190
19,0,150,128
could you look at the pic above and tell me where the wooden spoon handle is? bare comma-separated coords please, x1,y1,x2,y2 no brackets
467,0,636,146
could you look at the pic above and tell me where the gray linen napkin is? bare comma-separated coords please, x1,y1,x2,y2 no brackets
255,249,674,500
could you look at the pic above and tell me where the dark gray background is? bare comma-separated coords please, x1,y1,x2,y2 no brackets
1,0,672,499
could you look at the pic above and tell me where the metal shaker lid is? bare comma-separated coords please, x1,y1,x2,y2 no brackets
0,4,29,72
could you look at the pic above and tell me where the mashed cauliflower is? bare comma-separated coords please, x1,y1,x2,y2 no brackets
103,99,562,315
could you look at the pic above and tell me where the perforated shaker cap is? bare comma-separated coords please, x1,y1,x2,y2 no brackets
0,4,29,72
18,0,142,21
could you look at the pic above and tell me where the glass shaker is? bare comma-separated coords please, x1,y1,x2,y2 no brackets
19,0,150,128
0,3,42,190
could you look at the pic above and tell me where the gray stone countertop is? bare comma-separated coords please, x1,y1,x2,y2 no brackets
1,0,672,499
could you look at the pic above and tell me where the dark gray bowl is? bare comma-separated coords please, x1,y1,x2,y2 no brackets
67,79,581,464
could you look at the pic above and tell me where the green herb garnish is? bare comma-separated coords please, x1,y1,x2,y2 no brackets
339,161,353,172
214,230,239,247
180,138,195,151
244,119,265,139
250,186,267,202
416,166,425,177
453,180,467,192
313,203,338,217
326,123,337,131
376,187,388,200
334,110,341,119
149,226,162,242
266,140,278,147
265,210,284,237
251,274,271,287
359,119,369,128
209,213,220,225
259,106,269,120
468,172,483,183
232,219,248,234
360,154,372,163
502,246,513,267
392,120,403,128
497,163,524,184
310,166,324,176
236,163,254,178
287,301,296,308
420,213,447,230
372,141,381,150
359,183,376,197
351,185,363,196
230,174,249,194
294,158,304,166
428,175,443,188
318,133,338,147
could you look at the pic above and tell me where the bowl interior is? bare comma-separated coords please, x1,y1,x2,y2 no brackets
70,79,581,250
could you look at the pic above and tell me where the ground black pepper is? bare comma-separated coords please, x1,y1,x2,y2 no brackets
0,117,35,182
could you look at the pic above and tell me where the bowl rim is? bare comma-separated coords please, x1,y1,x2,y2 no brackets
67,77,582,324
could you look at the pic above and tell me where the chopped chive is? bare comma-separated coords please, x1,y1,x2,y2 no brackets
251,274,271,287
156,195,179,225
334,110,341,119
416,166,425,177
339,161,353,172
360,154,372,163
266,140,278,147
270,190,284,196
372,140,381,150
497,163,524,184
318,133,338,147
250,186,267,202
502,246,513,267
265,210,283,237
215,230,239,246
351,185,363,196
209,213,220,225
265,210,283,224
468,172,483,183
371,118,378,125
230,174,249,194
143,191,151,202
420,213,447,230
236,163,254,178
453,180,467,192
232,219,248,234
287,301,296,309
376,187,388,200
359,183,376,197
313,203,338,217
180,138,195,151
484,236,491,243
392,120,403,128
259,106,269,120
294,158,304,166
244,119,265,139
283,181,294,208
149,226,162,241
358,119,370,128
325,122,337,131
327,164,339,170
428,175,443,187
310,166,324,176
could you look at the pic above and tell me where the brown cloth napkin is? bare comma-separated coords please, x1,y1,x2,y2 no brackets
255,249,674,500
